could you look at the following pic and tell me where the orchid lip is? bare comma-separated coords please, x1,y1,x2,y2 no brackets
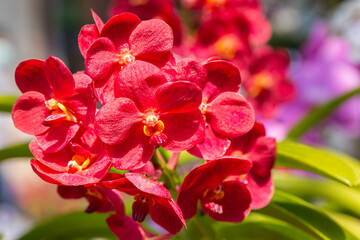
45,98,78,123
142,110,167,144
132,193,155,222
118,51,135,67
203,185,225,201
66,154,92,173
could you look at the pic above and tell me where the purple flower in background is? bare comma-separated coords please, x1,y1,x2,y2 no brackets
263,21,360,142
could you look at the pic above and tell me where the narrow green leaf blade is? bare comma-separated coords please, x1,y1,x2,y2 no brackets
274,172,360,217
174,214,218,240
287,87,360,140
258,191,351,240
217,213,317,240
0,142,32,162
325,210,360,239
0,95,17,113
19,212,115,240
276,141,360,187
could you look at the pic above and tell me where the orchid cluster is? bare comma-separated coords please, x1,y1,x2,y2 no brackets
11,2,278,240
111,0,295,118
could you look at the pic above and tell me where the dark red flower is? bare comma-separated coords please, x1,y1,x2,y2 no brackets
180,60,255,159
244,47,295,118
94,61,205,170
58,180,154,239
106,214,153,240
30,125,111,186
186,6,271,71
177,157,252,222
225,121,276,209
57,184,124,214
109,0,183,46
84,12,175,104
12,57,96,152
100,172,186,234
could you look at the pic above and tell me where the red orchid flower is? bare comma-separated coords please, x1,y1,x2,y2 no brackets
100,172,186,234
83,12,175,104
244,46,295,118
94,61,205,170
59,182,154,239
109,0,183,46
178,59,255,159
12,56,96,152
30,125,111,186
177,157,252,222
226,121,276,209
57,184,124,214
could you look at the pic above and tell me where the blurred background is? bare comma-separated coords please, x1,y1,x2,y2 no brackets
0,0,359,239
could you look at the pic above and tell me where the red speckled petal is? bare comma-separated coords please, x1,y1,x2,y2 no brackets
101,13,141,49
246,174,274,210
247,136,276,178
129,19,173,58
44,56,75,98
208,92,255,138
31,157,111,186
12,91,50,135
105,125,154,170
95,98,142,145
15,59,52,97
114,61,167,112
78,24,99,57
187,125,231,160
155,81,202,114
85,37,119,82
62,84,96,127
175,58,207,88
150,198,186,234
226,121,266,156
125,173,171,198
91,9,104,32
202,60,241,101
106,215,148,240
161,110,205,151
35,122,80,153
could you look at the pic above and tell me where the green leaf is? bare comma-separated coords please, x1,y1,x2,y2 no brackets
0,95,18,113
217,213,317,240
276,141,360,187
258,191,352,240
19,211,115,240
274,172,360,217
287,87,360,140
324,210,360,239
174,214,218,240
0,142,32,162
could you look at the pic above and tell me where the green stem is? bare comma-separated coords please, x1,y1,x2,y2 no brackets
152,149,179,192
192,217,217,240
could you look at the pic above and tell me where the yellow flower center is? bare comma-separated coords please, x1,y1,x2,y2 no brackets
203,185,225,201
45,98,78,123
66,154,92,173
214,35,239,60
142,111,165,137
119,51,135,69
247,71,274,98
